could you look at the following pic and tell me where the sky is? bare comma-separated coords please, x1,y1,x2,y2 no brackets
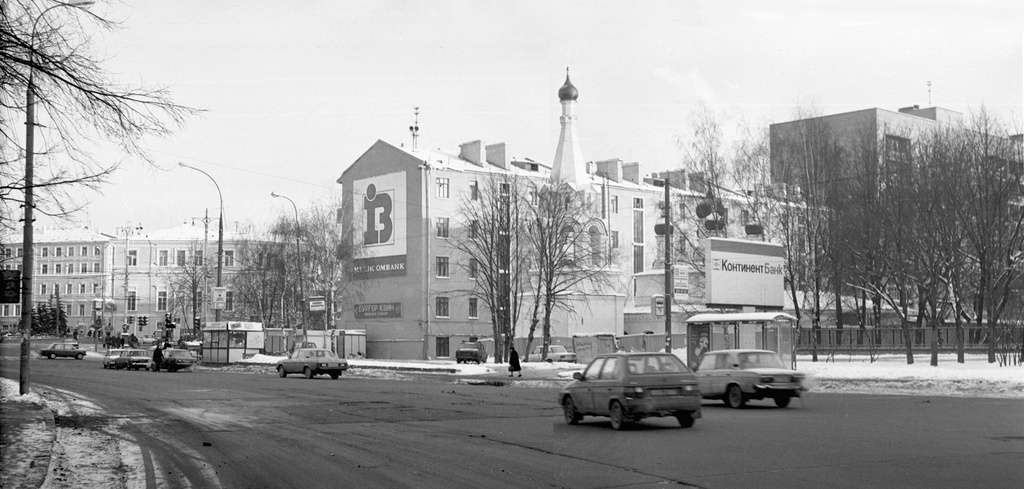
32,0,1023,236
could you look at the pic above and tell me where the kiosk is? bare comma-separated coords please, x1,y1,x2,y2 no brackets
202,321,265,364
685,312,797,368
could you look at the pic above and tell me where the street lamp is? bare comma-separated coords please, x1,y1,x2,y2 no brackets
19,0,94,395
271,192,306,336
178,163,224,322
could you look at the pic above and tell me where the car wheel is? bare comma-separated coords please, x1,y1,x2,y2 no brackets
609,401,628,430
562,397,581,425
303,366,313,379
277,365,287,378
48,353,56,359
76,353,84,360
726,384,746,409
675,412,696,428
329,372,339,380
774,396,792,408
545,358,553,363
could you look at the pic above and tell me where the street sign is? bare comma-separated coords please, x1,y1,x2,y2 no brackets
212,287,227,310
308,296,326,312
673,264,689,298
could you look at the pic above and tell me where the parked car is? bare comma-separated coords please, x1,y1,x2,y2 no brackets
559,352,702,430
277,348,349,379
102,349,128,368
138,335,158,346
40,343,87,360
527,344,578,363
114,349,152,370
455,341,488,364
149,348,196,372
694,349,807,408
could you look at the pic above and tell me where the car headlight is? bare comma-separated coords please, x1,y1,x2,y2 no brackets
682,385,695,392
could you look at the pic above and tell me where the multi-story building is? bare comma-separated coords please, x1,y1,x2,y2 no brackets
1,221,245,339
336,73,758,360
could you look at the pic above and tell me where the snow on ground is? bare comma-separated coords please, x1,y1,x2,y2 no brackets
2,351,1021,489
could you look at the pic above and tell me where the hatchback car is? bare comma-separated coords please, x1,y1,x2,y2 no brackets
40,343,87,360
528,344,578,363
277,348,349,379
150,348,196,372
102,349,128,368
559,352,702,430
114,349,152,370
694,349,807,408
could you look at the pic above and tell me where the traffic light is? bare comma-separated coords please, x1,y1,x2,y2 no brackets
139,316,148,327
127,315,134,324
164,313,172,326
194,316,201,330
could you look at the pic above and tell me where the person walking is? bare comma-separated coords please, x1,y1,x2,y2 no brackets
508,346,522,378
152,343,163,372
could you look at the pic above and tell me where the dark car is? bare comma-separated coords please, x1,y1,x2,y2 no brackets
559,352,702,430
694,349,807,408
113,349,151,370
150,348,196,372
455,341,487,364
277,348,349,379
102,349,128,368
40,342,87,360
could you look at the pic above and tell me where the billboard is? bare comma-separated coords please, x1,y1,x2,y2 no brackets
705,238,785,308
352,171,407,279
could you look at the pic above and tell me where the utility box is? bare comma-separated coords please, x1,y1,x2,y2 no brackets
335,329,366,359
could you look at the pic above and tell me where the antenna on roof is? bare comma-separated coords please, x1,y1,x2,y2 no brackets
409,107,420,151
927,81,932,106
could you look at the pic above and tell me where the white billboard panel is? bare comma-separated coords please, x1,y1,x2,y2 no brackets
352,171,408,279
705,238,785,308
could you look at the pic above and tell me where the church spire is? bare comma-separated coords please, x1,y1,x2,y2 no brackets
551,68,587,186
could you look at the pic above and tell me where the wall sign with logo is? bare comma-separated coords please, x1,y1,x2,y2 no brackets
705,238,785,308
353,171,407,279
355,302,402,319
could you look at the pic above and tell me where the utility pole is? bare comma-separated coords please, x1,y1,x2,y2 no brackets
663,176,673,354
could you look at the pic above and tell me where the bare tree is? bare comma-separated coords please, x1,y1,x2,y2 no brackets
300,194,356,331
1,0,197,229
164,243,209,337
230,237,289,327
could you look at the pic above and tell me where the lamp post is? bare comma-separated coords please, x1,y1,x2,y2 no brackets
19,0,94,396
271,192,306,338
179,163,224,322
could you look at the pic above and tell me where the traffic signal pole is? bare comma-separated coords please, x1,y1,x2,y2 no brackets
664,176,673,354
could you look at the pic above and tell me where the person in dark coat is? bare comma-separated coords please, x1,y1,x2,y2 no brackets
508,346,522,377
152,344,163,372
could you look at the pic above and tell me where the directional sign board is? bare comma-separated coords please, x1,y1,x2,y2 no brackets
308,296,326,313
212,287,227,310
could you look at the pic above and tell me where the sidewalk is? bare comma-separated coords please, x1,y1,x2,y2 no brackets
0,391,55,489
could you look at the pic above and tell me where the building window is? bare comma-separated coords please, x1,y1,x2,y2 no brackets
436,217,449,238
158,250,168,266
884,134,911,163
176,250,186,266
590,226,602,267
528,186,538,206
436,337,450,357
55,264,62,274
469,220,478,239
469,258,478,279
436,177,450,198
67,247,74,257
436,256,450,278
435,297,450,318
81,246,88,256
94,246,101,256
633,244,644,274
66,263,73,275
633,198,644,244
127,250,138,267
79,283,86,294
80,263,87,273
55,247,62,257
612,195,619,214
224,250,235,267
66,283,73,295
469,298,478,319
41,264,48,275
92,283,99,294
194,250,203,266
611,230,619,249
470,181,479,201
225,291,234,311
157,291,168,311
93,262,100,273
78,303,86,317
42,247,49,257
127,291,137,311
40,284,47,295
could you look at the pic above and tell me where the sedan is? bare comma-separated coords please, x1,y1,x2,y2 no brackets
277,348,349,379
150,348,196,372
528,344,578,363
559,352,702,430
113,349,152,370
694,349,807,408
40,343,87,360
102,349,128,368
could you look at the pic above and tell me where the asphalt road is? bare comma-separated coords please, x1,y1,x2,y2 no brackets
3,341,1023,489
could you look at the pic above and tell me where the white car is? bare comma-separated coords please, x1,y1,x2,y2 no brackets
527,344,578,363
694,349,806,408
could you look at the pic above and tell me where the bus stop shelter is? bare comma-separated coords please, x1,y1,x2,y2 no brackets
685,312,798,368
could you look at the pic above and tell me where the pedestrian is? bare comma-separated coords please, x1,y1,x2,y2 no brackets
152,343,163,372
508,346,522,378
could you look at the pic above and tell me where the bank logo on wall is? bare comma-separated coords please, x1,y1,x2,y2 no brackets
705,238,784,308
353,172,407,280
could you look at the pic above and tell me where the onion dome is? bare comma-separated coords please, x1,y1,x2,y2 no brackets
558,69,578,101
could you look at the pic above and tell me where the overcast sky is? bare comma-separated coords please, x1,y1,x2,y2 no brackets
41,0,1022,236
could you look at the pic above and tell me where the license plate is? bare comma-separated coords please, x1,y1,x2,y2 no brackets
652,388,679,396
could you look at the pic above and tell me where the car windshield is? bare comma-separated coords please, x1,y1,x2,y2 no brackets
129,351,148,357
548,345,567,353
625,355,690,375
165,350,192,359
738,352,786,369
